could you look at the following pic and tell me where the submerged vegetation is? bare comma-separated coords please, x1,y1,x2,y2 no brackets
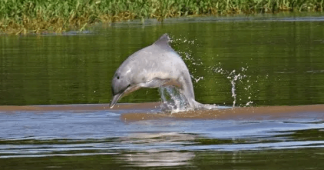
0,0,323,34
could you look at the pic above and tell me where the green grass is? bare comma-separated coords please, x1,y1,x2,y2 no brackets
0,0,323,34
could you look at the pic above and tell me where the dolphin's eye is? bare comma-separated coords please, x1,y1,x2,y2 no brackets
117,76,120,79
127,84,131,87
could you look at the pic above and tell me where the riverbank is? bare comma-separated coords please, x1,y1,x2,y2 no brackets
0,0,323,35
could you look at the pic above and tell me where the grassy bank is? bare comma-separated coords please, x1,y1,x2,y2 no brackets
0,0,323,34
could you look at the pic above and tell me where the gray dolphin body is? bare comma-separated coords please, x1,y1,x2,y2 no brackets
110,33,204,109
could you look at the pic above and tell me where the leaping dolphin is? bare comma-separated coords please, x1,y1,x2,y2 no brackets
110,33,207,110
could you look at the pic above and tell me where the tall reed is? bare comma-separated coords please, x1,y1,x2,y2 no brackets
0,0,323,34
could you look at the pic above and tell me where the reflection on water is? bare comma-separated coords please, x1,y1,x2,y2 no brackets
122,151,195,167
1,14,324,169
1,120,324,169
1,108,324,167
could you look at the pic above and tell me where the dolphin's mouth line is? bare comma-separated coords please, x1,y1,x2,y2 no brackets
110,84,141,108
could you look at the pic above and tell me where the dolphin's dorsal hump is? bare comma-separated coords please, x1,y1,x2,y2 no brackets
153,33,170,47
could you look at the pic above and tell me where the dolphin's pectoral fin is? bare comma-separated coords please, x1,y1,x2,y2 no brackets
141,78,182,88
123,84,141,96
163,79,182,88
142,78,171,88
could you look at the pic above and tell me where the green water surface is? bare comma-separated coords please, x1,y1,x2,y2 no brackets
1,14,324,169
1,15,324,106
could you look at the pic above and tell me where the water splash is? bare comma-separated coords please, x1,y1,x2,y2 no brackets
213,65,253,107
169,36,259,110
227,70,246,107
159,86,189,113
158,86,219,113
170,36,196,45
191,75,204,83
171,36,204,83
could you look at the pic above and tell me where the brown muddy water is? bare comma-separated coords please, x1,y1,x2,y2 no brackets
1,14,324,169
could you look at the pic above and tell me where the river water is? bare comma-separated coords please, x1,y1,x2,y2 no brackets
1,14,324,169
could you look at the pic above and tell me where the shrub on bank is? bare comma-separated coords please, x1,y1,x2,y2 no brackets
0,0,323,34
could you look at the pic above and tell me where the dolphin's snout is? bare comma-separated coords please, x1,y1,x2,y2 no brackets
110,93,122,108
